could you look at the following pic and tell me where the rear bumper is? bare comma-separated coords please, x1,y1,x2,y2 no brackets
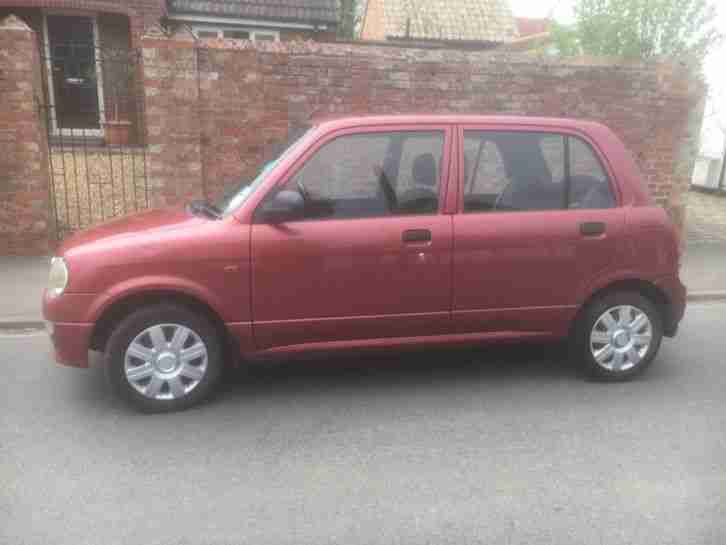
655,274,686,337
46,322,93,368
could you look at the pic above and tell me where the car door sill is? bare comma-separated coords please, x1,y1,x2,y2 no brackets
249,330,554,359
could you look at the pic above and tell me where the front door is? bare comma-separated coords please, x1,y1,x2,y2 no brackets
452,127,623,337
251,126,454,350
45,14,103,134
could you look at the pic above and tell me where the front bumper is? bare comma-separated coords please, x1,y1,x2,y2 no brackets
47,322,93,368
43,289,96,368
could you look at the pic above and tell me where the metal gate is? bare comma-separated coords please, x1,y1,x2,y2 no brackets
39,37,149,240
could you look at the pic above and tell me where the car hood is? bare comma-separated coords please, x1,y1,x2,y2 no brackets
58,206,206,255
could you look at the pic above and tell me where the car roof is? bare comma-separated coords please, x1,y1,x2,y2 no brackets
311,114,607,133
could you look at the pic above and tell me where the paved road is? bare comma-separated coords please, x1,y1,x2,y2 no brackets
2,304,725,545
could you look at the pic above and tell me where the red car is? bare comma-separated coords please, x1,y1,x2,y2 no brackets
43,115,686,412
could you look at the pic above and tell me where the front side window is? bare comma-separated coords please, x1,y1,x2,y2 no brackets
463,131,616,213
274,130,445,221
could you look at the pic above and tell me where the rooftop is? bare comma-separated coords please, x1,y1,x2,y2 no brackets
365,0,518,44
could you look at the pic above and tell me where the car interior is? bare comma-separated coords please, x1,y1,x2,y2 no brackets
296,132,442,220
463,132,615,212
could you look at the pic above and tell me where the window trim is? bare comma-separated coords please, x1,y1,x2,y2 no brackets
563,134,571,210
457,125,621,214
191,25,280,42
254,125,453,223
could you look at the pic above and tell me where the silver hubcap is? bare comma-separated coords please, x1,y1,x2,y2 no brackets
124,323,208,400
590,305,653,372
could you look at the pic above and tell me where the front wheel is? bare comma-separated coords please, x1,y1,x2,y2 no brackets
105,304,223,412
574,292,663,381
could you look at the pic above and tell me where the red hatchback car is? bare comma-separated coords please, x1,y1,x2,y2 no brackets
43,115,686,412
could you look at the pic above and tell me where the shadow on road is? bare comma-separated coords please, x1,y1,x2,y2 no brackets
218,341,580,399
74,337,684,415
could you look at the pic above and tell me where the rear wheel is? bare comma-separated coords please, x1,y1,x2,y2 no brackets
105,304,223,412
574,291,663,381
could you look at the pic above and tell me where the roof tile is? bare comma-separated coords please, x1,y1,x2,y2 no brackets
381,0,517,43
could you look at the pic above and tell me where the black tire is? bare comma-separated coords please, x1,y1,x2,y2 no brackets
105,304,223,413
573,291,663,381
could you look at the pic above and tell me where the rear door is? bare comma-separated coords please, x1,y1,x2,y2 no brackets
452,125,624,337
250,125,455,350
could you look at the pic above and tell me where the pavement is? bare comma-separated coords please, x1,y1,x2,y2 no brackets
1,302,725,545
685,190,726,246
0,256,50,327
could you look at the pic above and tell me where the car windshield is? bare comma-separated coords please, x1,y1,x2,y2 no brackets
212,127,315,217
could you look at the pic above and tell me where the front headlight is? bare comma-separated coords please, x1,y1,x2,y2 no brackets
48,257,69,298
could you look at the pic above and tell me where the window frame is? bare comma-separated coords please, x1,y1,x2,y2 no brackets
456,125,621,214
255,124,454,223
191,25,280,42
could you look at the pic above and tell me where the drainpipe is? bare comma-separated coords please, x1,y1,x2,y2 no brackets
718,140,726,193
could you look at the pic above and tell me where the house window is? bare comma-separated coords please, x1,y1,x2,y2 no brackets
42,11,106,137
224,29,250,40
192,26,280,42
196,30,219,39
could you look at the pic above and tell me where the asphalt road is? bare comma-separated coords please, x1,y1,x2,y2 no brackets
1,304,725,545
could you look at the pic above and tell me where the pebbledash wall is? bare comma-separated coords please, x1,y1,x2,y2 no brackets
0,20,707,254
143,28,705,228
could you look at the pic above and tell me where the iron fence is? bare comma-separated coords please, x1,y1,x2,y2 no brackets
39,41,149,240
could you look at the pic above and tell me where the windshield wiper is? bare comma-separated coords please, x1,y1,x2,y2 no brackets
188,199,222,219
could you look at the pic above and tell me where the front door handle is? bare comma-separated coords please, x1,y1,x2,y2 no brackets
580,221,606,237
402,229,432,243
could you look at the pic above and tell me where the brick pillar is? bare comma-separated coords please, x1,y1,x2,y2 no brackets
140,25,203,208
0,15,51,255
668,64,707,238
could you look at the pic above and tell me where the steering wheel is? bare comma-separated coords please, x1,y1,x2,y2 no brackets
373,165,397,212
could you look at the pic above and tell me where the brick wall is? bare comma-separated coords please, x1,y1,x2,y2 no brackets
142,26,203,207
141,31,705,230
0,15,51,255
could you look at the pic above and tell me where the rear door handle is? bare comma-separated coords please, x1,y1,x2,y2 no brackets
402,229,432,243
580,221,606,237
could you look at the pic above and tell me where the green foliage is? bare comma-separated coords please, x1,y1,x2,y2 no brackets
338,0,360,40
554,0,722,62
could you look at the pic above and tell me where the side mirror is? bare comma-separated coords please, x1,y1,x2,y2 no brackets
261,189,304,224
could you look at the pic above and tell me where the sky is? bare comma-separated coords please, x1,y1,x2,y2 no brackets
509,0,726,156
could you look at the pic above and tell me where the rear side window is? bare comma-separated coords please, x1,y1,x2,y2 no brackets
463,131,616,213
568,137,616,209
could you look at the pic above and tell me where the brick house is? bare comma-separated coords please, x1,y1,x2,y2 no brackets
359,0,518,49
0,1,164,143
503,16,556,53
0,0,337,146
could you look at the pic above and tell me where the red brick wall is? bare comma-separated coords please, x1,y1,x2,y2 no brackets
0,16,51,255
142,27,204,207
141,35,704,228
